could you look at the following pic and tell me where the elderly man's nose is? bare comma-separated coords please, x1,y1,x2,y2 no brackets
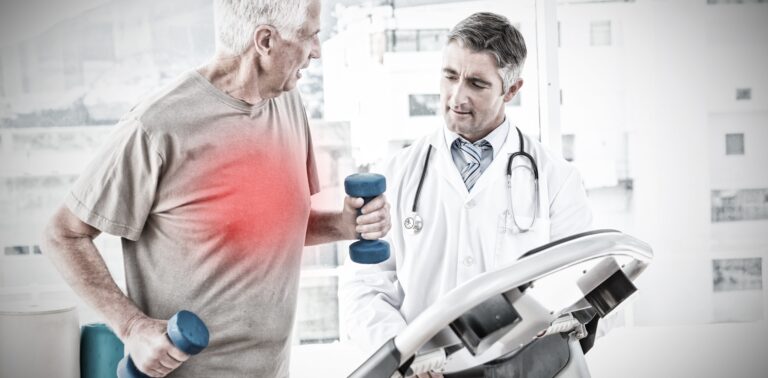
309,36,322,59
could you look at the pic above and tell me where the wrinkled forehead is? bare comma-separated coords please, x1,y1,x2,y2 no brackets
442,41,502,81
297,0,321,36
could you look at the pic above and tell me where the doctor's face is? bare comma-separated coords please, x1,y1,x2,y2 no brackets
440,41,521,142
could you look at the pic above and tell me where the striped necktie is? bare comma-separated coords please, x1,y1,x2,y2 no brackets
457,139,492,191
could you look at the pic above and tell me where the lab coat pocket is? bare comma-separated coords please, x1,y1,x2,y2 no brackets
494,211,550,267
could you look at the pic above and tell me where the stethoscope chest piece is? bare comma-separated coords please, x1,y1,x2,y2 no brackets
403,213,424,233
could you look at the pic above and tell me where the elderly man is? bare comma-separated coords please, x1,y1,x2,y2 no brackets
43,0,390,377
341,12,593,377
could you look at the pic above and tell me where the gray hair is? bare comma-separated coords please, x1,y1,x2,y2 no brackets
447,12,527,93
214,0,310,56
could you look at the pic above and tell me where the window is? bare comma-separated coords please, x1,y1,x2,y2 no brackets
590,21,612,46
417,29,447,51
725,133,745,155
79,23,115,61
301,243,339,267
389,30,417,52
386,29,449,52
561,0,634,3
711,188,768,222
409,94,440,116
0,59,4,97
707,0,767,4
295,276,340,344
712,257,763,323
713,258,762,292
736,88,752,100
18,43,30,94
4,246,30,256
562,134,575,161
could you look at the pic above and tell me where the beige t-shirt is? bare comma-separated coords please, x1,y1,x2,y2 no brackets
66,71,319,377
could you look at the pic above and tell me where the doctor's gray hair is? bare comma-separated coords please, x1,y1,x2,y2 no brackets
447,12,527,94
214,0,310,56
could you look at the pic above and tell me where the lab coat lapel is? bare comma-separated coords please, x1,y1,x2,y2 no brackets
431,128,470,197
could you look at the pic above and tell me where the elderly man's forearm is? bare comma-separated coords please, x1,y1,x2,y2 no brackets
43,222,144,339
305,210,353,246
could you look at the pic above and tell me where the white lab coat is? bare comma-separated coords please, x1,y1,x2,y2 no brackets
340,125,593,354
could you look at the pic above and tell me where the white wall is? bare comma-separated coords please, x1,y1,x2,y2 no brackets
558,1,768,376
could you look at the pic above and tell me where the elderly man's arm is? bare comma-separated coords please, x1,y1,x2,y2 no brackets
305,195,391,246
44,206,188,377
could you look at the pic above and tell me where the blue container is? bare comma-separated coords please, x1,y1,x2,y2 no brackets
80,323,124,378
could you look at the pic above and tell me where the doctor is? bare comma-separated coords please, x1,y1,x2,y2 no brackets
340,11,593,369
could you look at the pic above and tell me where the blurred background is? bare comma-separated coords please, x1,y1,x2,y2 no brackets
0,0,766,377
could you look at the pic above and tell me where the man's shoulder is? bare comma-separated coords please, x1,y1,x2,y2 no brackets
126,71,213,133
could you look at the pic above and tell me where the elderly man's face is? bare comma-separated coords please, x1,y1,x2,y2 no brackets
440,41,515,142
269,0,321,94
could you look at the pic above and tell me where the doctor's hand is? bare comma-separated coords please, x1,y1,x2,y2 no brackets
124,315,189,377
342,195,391,240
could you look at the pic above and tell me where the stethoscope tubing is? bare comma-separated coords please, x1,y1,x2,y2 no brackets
406,127,540,233
411,143,433,213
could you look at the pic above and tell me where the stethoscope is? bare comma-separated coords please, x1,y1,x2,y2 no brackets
403,127,540,234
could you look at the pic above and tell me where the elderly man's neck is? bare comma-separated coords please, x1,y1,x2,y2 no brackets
198,50,276,104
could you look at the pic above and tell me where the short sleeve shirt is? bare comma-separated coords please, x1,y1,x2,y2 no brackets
66,71,319,377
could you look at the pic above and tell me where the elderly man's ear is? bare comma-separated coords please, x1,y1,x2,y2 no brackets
253,25,276,56
504,79,524,102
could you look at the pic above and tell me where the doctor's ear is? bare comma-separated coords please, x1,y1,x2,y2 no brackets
503,79,524,103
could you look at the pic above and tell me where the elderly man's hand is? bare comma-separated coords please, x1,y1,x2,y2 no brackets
342,195,391,240
124,316,189,377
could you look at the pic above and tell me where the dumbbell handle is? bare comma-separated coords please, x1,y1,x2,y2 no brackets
344,173,390,264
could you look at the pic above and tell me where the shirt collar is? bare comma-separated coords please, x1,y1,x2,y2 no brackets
443,118,510,159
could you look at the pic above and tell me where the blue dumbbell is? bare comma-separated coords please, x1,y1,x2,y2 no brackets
117,310,209,378
344,173,390,264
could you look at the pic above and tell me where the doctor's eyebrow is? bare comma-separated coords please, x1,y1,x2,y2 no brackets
468,77,492,88
442,68,492,87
